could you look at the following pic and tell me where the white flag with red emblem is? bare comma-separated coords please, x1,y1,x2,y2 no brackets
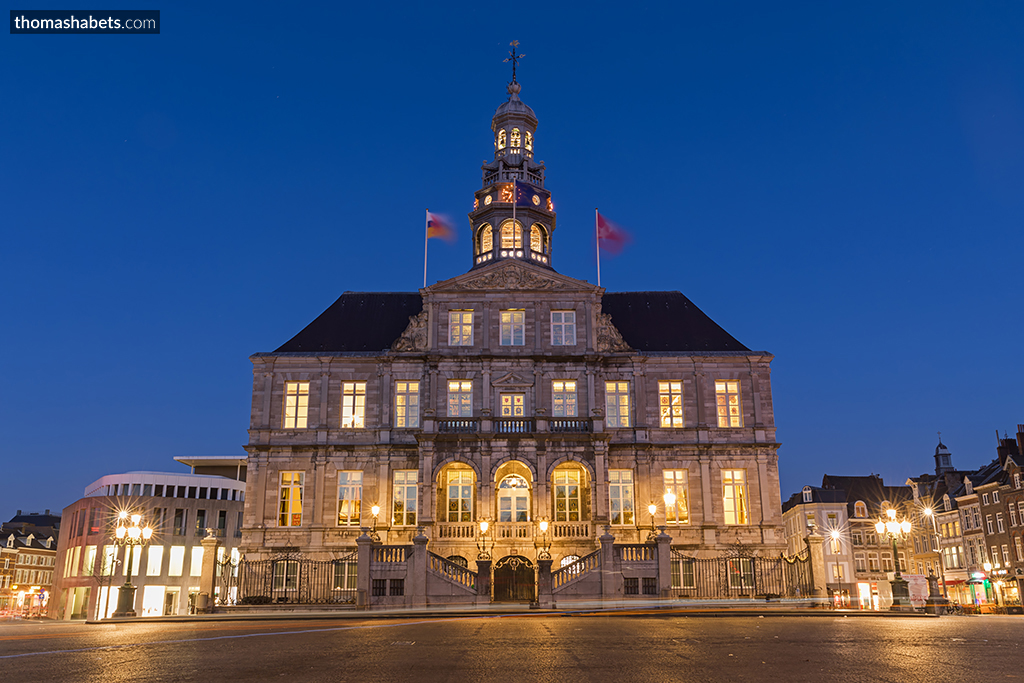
596,211,631,254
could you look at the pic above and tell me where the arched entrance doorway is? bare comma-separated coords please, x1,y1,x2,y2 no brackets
493,555,535,602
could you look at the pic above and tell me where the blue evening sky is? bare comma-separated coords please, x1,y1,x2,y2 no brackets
3,2,1023,517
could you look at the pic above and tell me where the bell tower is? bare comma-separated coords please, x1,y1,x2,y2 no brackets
469,42,556,271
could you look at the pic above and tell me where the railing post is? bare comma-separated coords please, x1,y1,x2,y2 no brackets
600,526,618,600
805,532,827,603
410,529,428,608
475,558,492,605
655,527,671,598
198,533,220,613
356,530,373,609
536,557,553,608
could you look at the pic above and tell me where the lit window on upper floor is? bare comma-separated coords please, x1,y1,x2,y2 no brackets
658,381,683,428
551,311,576,346
854,501,867,518
525,130,533,151
715,380,742,428
552,380,577,417
530,223,547,253
500,219,523,250
605,381,630,428
447,380,472,417
279,471,303,527
510,127,521,148
723,469,749,525
284,382,309,429
497,129,506,150
395,381,419,428
449,310,473,346
500,310,525,346
342,382,366,428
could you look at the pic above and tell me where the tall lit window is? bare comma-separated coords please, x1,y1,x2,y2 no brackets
715,380,742,427
382,471,418,529
551,311,576,346
500,219,522,249
1016,537,1023,563
510,127,521,148
500,393,525,416
525,130,533,151
722,469,748,525
447,470,473,522
605,382,630,428
342,382,366,428
554,469,581,522
497,129,506,150
168,546,184,577
279,471,303,527
145,545,162,576
609,470,635,526
449,310,474,346
498,474,530,522
658,381,684,428
395,381,419,428
284,381,309,429
337,471,362,526
448,380,472,417
997,513,1005,533
530,224,546,253
552,380,577,417
500,310,526,346
663,470,689,524
1010,503,1018,527
478,225,493,254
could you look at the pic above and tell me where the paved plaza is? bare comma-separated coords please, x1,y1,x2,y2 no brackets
2,612,1021,682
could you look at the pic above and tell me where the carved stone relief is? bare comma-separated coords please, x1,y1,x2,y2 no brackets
593,304,632,353
449,263,575,291
391,310,429,351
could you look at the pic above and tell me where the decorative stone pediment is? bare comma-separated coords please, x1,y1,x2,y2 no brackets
491,372,534,388
594,303,632,353
446,262,581,291
391,309,428,352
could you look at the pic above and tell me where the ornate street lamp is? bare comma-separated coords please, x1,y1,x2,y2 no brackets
875,508,912,611
369,504,381,542
111,510,153,618
536,518,551,560
922,507,949,599
476,519,493,560
646,502,659,542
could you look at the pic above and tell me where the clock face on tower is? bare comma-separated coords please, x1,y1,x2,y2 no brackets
484,195,493,205
532,194,540,206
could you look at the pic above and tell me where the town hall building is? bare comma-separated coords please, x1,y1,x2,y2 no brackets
237,68,788,605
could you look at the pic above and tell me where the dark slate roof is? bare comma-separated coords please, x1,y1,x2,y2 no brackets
601,292,749,353
781,487,848,513
273,293,423,353
821,474,913,518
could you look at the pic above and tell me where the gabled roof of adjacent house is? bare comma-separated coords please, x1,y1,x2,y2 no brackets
821,474,913,517
267,290,752,355
781,486,848,514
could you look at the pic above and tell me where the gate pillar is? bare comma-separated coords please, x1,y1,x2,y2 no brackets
600,527,618,600
198,533,220,613
655,528,672,598
536,558,553,608
356,530,373,609
805,532,827,602
410,529,428,608
475,558,492,605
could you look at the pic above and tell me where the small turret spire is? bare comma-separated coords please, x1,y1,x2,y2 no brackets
504,40,525,86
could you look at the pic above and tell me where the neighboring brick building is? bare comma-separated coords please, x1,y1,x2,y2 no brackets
239,74,787,603
1,510,61,615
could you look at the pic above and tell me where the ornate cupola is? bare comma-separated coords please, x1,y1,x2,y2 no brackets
468,42,556,271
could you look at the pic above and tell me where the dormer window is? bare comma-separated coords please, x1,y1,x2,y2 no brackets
525,131,533,151
802,486,813,503
510,127,521,148
943,494,951,512
497,129,506,150
965,479,973,495
854,501,867,518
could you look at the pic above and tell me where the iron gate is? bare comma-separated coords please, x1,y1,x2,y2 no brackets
218,551,359,605
668,548,813,599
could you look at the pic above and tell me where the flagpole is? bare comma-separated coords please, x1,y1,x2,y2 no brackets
595,208,601,287
423,208,429,288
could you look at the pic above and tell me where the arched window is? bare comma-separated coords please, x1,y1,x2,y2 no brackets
497,129,506,150
510,127,521,148
477,224,492,254
446,555,468,568
560,554,581,569
500,220,522,249
498,474,530,522
525,131,533,151
530,224,546,253
802,486,812,503
854,501,867,518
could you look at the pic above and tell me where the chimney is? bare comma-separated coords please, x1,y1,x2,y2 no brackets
16,510,21,516
1017,424,1024,455
45,509,50,515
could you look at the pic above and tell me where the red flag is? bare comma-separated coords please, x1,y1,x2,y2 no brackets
597,212,631,254
426,212,456,242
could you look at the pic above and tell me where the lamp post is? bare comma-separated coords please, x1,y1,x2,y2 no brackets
111,510,153,618
476,519,493,560
922,507,948,599
875,508,912,611
537,519,551,560
369,504,381,542
646,503,658,542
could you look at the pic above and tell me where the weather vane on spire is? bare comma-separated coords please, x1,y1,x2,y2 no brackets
504,40,525,84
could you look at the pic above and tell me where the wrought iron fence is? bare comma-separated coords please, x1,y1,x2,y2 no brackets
667,548,813,599
219,551,359,605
